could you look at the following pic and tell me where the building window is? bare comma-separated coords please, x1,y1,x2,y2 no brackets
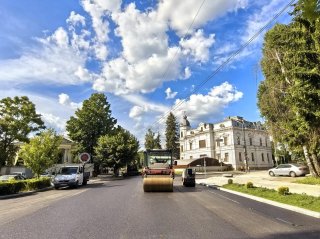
180,145,183,152
217,153,221,160
190,156,193,159
224,136,228,145
189,142,193,150
200,127,203,132
261,153,265,161
199,140,206,148
251,152,255,161
267,153,270,162
239,152,242,162
181,132,183,138
217,140,220,147
237,136,240,145
224,153,229,162
265,137,268,147
260,138,262,146
249,138,253,146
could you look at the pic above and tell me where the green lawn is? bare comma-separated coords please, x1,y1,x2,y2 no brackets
222,183,320,212
294,177,320,185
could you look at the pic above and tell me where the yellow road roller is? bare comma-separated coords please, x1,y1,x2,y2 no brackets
142,149,175,192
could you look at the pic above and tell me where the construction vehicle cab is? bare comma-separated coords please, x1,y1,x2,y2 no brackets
182,168,195,187
142,149,175,192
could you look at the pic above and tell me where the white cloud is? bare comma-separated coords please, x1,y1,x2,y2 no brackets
93,0,122,13
41,113,66,131
180,29,215,63
241,0,285,45
94,47,182,94
129,105,145,120
157,0,248,36
172,82,243,123
58,93,82,110
124,94,169,114
81,0,109,44
165,88,177,99
66,11,86,27
47,27,69,48
0,41,89,85
183,67,192,79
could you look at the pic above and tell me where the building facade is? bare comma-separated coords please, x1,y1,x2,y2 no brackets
179,115,273,170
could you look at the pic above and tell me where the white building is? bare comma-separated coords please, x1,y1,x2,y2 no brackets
179,115,273,170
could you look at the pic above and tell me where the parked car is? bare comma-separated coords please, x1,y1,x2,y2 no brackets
0,174,26,182
11,172,27,180
268,164,309,177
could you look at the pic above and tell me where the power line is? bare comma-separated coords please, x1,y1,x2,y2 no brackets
153,0,296,127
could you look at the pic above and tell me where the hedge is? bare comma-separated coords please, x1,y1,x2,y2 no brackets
0,177,51,196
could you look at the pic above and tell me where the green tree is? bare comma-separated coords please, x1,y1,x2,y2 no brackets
144,128,161,149
66,93,117,172
19,129,62,177
95,127,139,175
258,3,320,176
297,0,320,22
0,96,45,167
165,112,179,159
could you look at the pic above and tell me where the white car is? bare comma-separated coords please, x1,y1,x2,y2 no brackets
268,164,309,177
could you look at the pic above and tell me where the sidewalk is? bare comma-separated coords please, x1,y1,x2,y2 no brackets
196,170,320,197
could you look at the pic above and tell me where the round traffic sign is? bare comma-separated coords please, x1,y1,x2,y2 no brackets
79,153,91,163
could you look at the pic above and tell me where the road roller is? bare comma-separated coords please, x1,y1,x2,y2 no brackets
142,149,175,192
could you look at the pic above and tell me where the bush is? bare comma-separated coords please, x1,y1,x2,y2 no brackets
0,178,51,196
246,181,254,188
228,179,233,184
278,186,289,195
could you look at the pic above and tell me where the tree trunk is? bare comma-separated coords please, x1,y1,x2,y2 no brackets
310,153,320,177
303,145,317,176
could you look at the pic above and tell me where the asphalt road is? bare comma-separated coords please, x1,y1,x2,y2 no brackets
0,176,319,239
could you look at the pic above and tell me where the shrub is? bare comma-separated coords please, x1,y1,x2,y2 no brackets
25,178,51,191
0,181,26,195
228,179,233,184
0,178,51,196
246,182,254,188
278,186,289,195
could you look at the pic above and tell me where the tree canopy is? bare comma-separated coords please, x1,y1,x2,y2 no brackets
165,112,179,159
258,1,320,176
19,129,62,177
144,128,161,149
0,96,45,167
66,93,117,159
95,127,139,175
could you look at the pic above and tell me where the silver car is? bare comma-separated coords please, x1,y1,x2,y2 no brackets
268,164,308,177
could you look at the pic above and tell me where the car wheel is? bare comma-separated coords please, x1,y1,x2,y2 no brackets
290,171,296,177
269,171,275,177
54,186,59,190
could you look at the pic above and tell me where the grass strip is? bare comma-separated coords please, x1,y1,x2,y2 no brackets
294,177,320,185
222,183,320,212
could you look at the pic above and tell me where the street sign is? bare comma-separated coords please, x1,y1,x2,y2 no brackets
79,153,91,163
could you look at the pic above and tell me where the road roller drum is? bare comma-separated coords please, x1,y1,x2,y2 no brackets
143,177,173,192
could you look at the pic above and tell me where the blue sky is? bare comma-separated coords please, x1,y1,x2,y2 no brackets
0,0,293,144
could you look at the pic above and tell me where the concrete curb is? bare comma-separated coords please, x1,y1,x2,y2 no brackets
197,182,320,219
0,186,54,200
